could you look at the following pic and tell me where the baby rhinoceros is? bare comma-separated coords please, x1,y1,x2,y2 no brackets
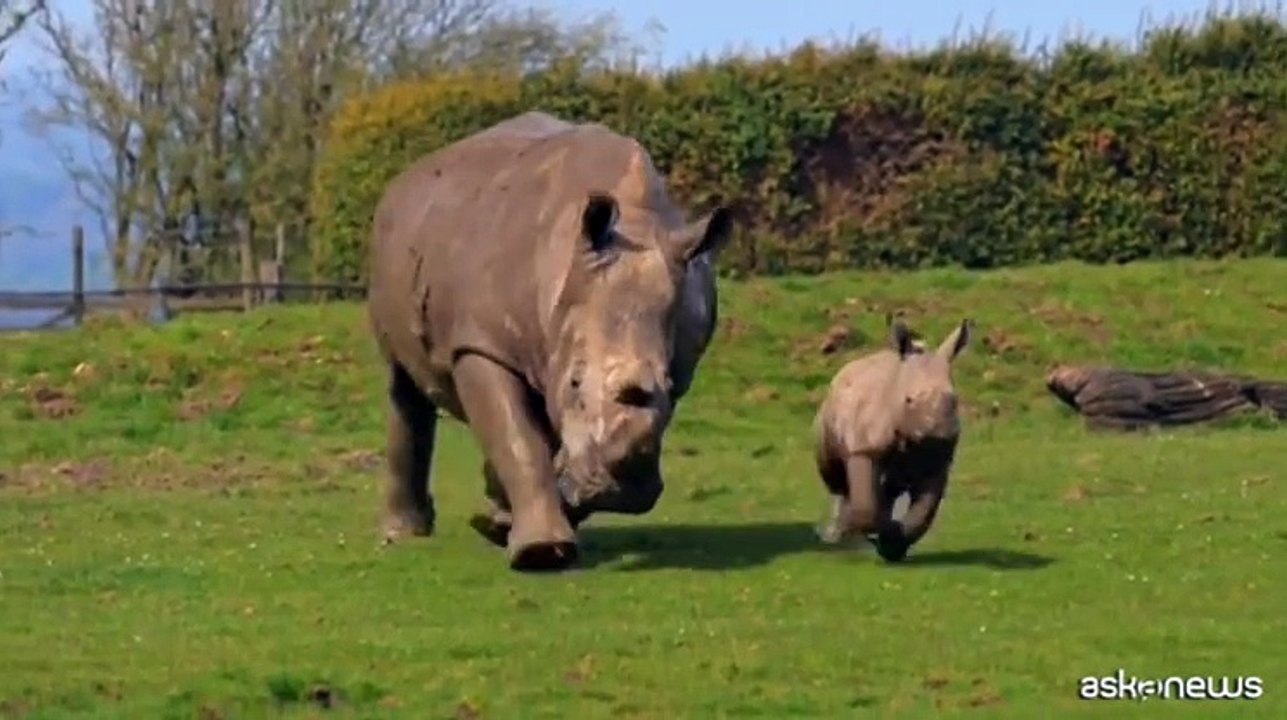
812,316,972,562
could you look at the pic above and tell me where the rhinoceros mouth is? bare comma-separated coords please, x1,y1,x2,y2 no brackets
553,443,662,516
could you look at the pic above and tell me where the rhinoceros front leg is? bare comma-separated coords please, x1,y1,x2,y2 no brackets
876,470,948,562
816,453,896,546
382,362,438,542
843,454,896,543
453,353,578,571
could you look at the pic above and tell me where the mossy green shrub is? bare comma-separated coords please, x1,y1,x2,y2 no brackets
311,13,1287,283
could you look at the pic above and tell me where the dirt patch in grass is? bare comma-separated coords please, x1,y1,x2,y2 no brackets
860,294,951,320
0,447,381,495
965,678,1003,707
1,455,256,494
980,327,1033,360
339,449,382,471
1027,299,1110,343
742,385,780,403
19,373,82,419
177,381,245,422
719,316,751,341
816,324,862,355
1271,339,1287,362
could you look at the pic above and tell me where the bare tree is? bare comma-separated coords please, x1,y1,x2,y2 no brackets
0,0,45,242
27,0,650,289
29,0,199,286
403,6,649,76
0,0,42,69
242,0,510,274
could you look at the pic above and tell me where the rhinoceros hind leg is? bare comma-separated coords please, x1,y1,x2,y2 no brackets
815,445,850,544
817,495,848,545
381,362,438,543
452,353,577,572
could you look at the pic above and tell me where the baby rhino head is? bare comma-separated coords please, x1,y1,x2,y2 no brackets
888,315,972,441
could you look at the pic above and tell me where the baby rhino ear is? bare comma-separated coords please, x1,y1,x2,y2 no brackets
886,313,915,358
936,318,972,362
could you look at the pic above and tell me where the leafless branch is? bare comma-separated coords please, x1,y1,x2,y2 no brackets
24,0,647,288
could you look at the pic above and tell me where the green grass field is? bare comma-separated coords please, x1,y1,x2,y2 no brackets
1,258,1285,718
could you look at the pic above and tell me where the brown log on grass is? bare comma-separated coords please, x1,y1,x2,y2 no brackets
1246,381,1287,420
1045,365,1284,430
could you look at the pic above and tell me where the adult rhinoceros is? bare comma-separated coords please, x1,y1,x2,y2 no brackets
367,111,733,571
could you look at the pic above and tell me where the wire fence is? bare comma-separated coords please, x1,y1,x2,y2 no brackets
0,223,366,332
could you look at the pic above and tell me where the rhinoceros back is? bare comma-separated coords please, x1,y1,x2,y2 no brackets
367,112,696,408
817,351,903,456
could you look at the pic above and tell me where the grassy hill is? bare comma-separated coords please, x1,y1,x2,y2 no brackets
1,258,1284,718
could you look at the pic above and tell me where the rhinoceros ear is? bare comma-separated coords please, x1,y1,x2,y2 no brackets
936,318,972,362
888,316,915,358
675,206,733,262
581,192,619,253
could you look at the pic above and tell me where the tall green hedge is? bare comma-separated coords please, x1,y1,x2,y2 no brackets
310,13,1287,283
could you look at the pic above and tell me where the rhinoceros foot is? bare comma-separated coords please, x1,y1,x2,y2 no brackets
380,508,435,546
506,509,579,572
470,492,580,571
874,530,910,563
508,538,580,572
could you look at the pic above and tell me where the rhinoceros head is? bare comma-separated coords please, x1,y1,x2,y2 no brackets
888,316,971,441
547,191,732,515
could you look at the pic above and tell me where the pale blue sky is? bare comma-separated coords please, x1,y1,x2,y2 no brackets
554,0,1225,66
0,0,1235,304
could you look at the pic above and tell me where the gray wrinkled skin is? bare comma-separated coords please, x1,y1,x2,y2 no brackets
367,111,732,570
812,316,972,562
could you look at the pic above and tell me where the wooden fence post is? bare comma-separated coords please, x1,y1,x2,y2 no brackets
71,225,85,326
272,222,286,303
239,217,255,312
157,231,174,320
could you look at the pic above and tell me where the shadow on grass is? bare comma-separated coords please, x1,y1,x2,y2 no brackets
579,521,816,571
897,548,1056,570
578,521,1055,572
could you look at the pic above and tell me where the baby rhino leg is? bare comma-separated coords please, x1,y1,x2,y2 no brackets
877,470,948,562
815,448,849,544
842,454,893,540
